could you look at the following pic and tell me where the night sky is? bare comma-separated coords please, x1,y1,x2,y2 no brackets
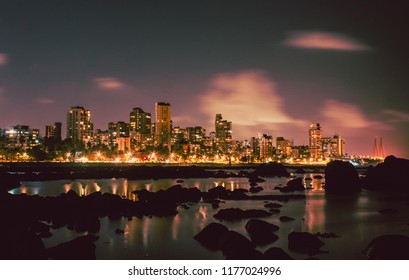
1,0,408,157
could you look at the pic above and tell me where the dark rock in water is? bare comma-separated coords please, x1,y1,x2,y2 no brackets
280,177,305,192
264,202,283,209
213,208,272,221
194,223,229,251
180,204,190,210
47,235,98,260
253,163,290,177
245,219,279,245
0,228,47,259
0,173,21,195
30,221,51,234
325,161,360,193
280,216,295,222
248,174,266,183
212,202,219,209
313,175,324,179
264,247,294,260
378,209,398,214
362,155,409,190
363,235,409,260
274,186,282,190
288,232,325,255
176,179,184,183
314,232,339,238
249,186,263,193
220,231,256,257
115,228,125,234
38,231,53,238
249,181,259,187
269,208,280,214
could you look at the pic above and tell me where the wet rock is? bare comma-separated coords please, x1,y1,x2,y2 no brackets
288,232,325,255
220,231,256,257
279,216,295,222
38,231,53,238
249,186,263,193
269,208,280,214
47,235,98,260
264,202,283,209
313,175,324,179
0,228,47,259
253,163,290,177
213,208,272,221
245,219,279,245
314,232,339,238
176,179,184,183
264,247,294,260
280,177,305,192
194,223,229,251
325,161,360,193
363,235,409,260
212,202,220,209
362,156,409,190
115,228,125,234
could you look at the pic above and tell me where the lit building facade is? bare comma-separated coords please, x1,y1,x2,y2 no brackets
309,123,322,159
276,137,292,158
154,102,171,148
215,114,232,153
45,122,62,141
66,106,93,146
258,133,273,160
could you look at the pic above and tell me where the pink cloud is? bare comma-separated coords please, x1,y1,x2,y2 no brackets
37,98,56,104
199,71,307,138
322,100,387,129
283,31,370,51
94,77,125,90
0,53,8,65
382,109,409,123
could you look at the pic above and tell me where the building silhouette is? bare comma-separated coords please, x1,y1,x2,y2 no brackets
215,114,232,153
154,102,171,149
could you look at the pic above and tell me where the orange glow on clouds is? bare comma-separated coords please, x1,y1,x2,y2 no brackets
94,77,125,89
284,31,370,51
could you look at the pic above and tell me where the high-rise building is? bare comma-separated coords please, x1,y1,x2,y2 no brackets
258,133,273,160
276,137,292,158
215,114,232,153
45,122,62,141
66,106,93,146
309,123,322,159
130,107,152,135
154,102,171,148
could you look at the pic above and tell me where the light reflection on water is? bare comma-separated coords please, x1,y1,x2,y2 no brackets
9,175,409,259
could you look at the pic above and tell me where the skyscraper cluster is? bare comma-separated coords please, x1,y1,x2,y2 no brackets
0,102,347,162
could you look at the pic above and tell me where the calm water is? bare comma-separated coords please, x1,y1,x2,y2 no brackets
10,175,409,259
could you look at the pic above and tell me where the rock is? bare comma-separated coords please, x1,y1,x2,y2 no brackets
176,179,184,183
115,228,125,234
280,216,295,222
325,161,360,193
253,163,290,177
288,232,325,255
280,177,305,192
213,208,272,221
264,247,294,260
245,219,279,245
269,208,280,214
363,235,409,260
264,203,283,209
47,235,98,260
220,231,256,257
249,186,263,193
0,228,47,259
314,232,339,238
194,223,229,251
313,175,324,179
362,156,409,190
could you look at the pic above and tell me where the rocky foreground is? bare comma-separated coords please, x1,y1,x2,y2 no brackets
0,156,408,260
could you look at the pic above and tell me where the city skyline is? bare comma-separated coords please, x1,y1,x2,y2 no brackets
1,1,408,157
